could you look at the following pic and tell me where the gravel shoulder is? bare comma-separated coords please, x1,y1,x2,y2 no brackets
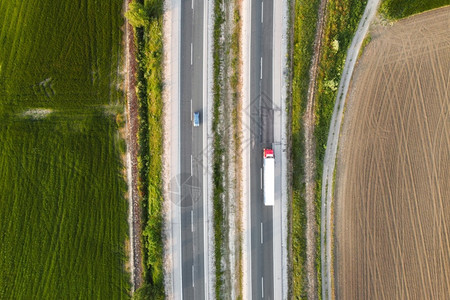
162,0,181,298
241,0,251,297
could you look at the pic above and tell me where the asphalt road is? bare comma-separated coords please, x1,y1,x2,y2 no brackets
250,0,275,299
180,0,205,298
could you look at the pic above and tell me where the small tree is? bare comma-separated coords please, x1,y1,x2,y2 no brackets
125,1,148,28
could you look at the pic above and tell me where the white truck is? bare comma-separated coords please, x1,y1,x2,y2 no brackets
263,148,275,206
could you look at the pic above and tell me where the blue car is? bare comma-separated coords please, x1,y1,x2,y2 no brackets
193,111,200,127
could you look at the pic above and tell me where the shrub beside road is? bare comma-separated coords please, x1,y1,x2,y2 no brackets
212,0,226,296
126,0,165,298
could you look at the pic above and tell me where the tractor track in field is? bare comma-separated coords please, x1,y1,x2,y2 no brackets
334,7,450,299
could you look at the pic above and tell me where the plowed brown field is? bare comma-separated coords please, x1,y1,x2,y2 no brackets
335,7,450,299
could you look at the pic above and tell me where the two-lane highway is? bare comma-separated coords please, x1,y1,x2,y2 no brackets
173,0,281,297
179,0,206,298
250,0,275,299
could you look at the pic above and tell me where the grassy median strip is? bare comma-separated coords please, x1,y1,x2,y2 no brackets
212,0,243,296
290,0,320,297
314,0,367,296
231,1,244,296
212,0,226,297
126,0,165,298
379,0,449,20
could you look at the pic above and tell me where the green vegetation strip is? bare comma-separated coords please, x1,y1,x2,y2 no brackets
211,0,243,296
290,0,368,298
212,0,226,297
314,0,367,296
290,0,320,297
230,1,243,297
0,0,129,298
126,0,165,298
380,0,449,20
212,5,226,297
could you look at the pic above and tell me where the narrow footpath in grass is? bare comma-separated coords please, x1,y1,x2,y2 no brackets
124,0,143,291
301,0,329,298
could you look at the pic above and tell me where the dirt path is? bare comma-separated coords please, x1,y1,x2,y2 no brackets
302,0,328,298
123,0,143,291
320,0,380,299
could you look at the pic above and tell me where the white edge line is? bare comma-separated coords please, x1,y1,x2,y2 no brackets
177,0,183,297
203,0,210,298
240,0,253,298
191,154,193,176
273,0,289,296
191,43,193,65
245,0,253,298
281,0,289,296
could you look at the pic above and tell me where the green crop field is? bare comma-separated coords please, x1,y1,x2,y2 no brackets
380,0,449,20
0,0,130,298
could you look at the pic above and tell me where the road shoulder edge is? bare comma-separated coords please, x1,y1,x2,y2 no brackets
162,0,182,298
241,0,252,298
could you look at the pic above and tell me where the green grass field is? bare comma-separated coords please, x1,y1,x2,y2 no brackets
380,0,449,20
0,0,130,298
291,0,320,297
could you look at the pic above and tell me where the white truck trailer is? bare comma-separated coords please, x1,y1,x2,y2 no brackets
263,148,275,206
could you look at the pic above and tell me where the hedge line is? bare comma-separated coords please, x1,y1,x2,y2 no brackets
127,0,165,299
212,0,226,297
